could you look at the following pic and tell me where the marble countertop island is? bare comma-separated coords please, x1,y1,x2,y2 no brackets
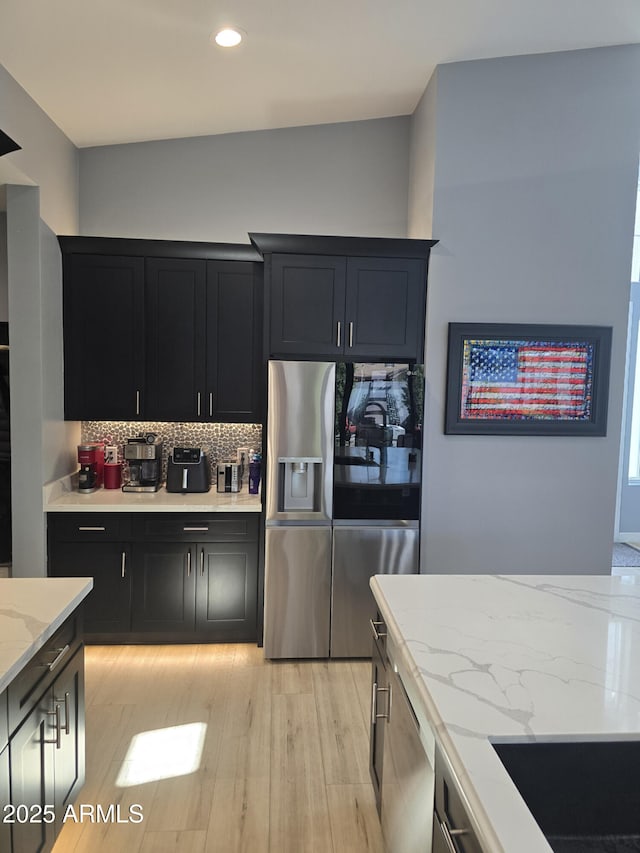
370,573,640,853
0,577,93,693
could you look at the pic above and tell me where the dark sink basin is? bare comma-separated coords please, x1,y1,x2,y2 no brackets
492,740,640,852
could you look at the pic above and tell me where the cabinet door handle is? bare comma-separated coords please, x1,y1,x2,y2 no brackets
183,526,209,532
45,703,62,749
375,685,391,721
370,619,387,641
439,819,470,853
136,389,141,416
47,644,70,673
336,321,342,347
348,321,354,348
209,392,213,418
197,392,201,417
121,551,126,578
54,691,71,736
371,680,378,726
200,548,205,577
187,550,192,577
78,526,106,532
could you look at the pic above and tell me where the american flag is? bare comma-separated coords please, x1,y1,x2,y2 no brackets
460,339,594,421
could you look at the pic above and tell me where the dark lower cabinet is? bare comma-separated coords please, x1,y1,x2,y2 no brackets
48,542,132,634
47,512,260,643
131,542,196,632
51,646,85,834
197,541,258,640
9,694,56,853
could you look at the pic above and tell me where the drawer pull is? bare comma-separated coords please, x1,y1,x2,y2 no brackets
183,526,209,532
370,619,387,641
78,526,106,532
47,644,70,673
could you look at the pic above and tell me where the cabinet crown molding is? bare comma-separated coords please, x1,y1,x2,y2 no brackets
249,232,438,259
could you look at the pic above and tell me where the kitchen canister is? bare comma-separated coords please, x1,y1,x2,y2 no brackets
248,457,261,494
103,462,123,489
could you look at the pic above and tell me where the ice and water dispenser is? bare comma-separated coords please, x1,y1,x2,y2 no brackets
277,457,324,512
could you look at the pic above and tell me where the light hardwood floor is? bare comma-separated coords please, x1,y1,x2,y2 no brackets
52,644,385,853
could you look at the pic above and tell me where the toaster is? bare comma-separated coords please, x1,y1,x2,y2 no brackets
166,447,211,493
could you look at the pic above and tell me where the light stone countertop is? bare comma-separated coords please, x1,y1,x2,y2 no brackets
0,577,93,693
370,573,640,853
44,474,262,513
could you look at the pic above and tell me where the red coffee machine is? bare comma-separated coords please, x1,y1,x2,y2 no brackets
77,443,103,493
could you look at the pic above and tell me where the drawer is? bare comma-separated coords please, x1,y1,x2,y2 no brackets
48,513,132,542
0,690,7,752
133,513,259,542
7,613,81,734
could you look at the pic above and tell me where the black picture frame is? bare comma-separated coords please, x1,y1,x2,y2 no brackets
444,323,612,436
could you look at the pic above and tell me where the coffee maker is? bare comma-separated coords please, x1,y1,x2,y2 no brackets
77,443,101,493
122,434,163,492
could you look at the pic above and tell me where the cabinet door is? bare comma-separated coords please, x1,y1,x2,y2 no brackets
132,543,196,632
344,257,426,360
48,541,132,634
269,254,346,357
206,260,263,422
370,637,387,815
52,646,85,831
195,542,258,641
0,744,10,853
63,254,145,420
9,694,56,853
145,258,207,421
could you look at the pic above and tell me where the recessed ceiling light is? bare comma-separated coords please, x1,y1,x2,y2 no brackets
213,27,243,48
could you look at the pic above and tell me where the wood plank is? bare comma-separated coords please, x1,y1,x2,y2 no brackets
204,778,270,853
270,692,333,853
311,661,370,784
139,830,207,853
326,784,385,853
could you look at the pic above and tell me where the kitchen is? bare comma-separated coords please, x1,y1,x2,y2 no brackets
2,5,640,853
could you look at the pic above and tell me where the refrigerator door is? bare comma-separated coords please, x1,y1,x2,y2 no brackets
266,360,334,524
264,526,332,658
331,524,419,658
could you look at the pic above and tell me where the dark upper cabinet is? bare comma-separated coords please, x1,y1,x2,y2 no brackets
345,257,426,359
207,260,263,422
145,257,207,421
269,254,347,357
252,234,437,362
59,238,264,423
63,254,145,420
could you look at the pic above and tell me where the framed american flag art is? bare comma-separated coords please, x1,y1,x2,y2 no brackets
444,323,612,435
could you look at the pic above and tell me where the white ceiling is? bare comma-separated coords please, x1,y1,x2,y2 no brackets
1,0,639,149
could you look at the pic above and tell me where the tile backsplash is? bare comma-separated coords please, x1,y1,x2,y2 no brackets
82,421,263,480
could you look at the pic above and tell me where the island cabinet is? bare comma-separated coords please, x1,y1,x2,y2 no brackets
59,237,264,423
7,611,85,853
47,512,259,643
1,690,10,853
249,233,438,362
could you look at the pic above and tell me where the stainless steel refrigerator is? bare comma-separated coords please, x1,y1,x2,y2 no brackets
264,360,421,659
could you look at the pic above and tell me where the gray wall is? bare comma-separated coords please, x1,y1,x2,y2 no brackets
411,45,640,574
79,117,410,241
0,64,79,233
6,185,78,577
